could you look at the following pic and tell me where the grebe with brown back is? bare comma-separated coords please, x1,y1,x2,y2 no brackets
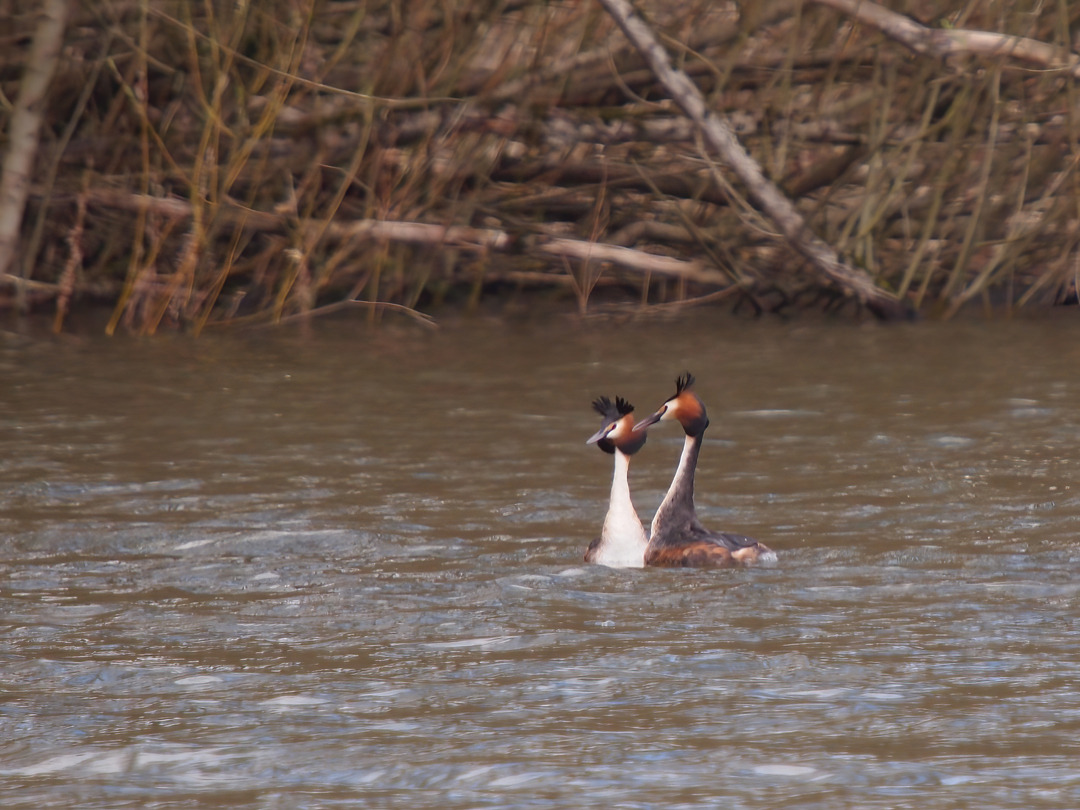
633,373,774,568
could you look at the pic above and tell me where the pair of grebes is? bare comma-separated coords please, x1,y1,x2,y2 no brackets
585,372,776,569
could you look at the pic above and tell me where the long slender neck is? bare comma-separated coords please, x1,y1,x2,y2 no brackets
607,449,635,518
649,432,702,542
594,449,648,567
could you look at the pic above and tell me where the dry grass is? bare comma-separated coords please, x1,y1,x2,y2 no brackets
3,0,1080,331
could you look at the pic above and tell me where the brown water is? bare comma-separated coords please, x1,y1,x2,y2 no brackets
2,315,1080,809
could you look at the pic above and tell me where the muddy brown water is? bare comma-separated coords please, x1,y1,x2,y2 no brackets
2,315,1080,809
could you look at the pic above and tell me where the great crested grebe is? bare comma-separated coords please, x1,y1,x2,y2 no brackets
584,396,649,568
633,373,774,568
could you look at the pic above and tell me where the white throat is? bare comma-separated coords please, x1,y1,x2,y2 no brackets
592,449,647,568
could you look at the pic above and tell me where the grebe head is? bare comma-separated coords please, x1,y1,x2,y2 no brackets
587,396,647,455
633,372,709,436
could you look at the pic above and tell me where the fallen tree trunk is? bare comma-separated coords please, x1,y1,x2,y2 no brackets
0,0,71,281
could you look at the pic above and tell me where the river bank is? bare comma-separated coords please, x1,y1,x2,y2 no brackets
3,1,1080,333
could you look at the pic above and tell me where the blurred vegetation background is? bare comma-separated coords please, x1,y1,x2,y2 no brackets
2,0,1080,332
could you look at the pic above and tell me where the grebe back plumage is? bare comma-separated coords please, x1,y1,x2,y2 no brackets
633,373,774,568
584,396,649,568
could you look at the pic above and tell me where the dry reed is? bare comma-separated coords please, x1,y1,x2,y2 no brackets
2,0,1080,331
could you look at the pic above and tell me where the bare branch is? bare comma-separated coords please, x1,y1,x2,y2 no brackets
812,0,1080,75
82,190,724,287
595,0,909,318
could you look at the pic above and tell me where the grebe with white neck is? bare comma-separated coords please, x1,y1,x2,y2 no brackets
584,396,649,568
633,373,774,568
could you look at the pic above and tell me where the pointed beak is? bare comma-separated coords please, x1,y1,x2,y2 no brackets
632,405,665,432
586,425,611,445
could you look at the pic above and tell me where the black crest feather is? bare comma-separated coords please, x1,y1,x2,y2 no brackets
592,396,616,419
593,395,635,419
675,372,695,395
